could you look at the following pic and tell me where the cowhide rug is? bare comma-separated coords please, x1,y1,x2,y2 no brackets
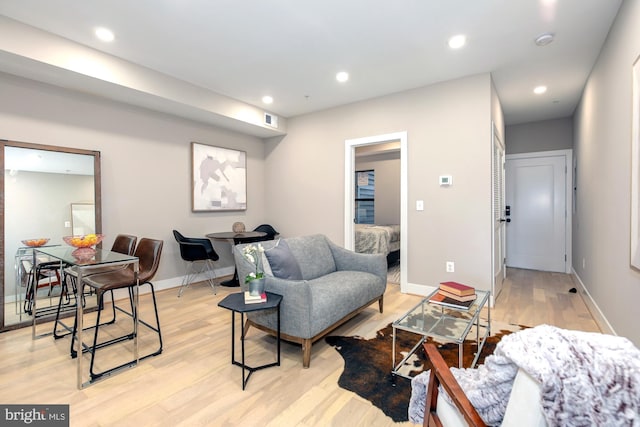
325,322,523,422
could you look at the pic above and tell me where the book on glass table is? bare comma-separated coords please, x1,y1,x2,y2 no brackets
244,291,267,304
429,292,476,310
438,289,477,302
439,281,476,297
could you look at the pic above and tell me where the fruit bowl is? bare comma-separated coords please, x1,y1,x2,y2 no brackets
21,238,50,247
63,234,104,248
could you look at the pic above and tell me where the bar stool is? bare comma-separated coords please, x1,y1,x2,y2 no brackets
53,234,137,342
78,238,163,380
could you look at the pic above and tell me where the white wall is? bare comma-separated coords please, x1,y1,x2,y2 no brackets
0,72,268,288
265,73,502,292
355,152,401,225
573,0,640,345
505,117,573,154
4,171,93,298
0,69,506,308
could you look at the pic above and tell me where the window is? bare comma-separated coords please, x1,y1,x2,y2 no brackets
355,170,375,224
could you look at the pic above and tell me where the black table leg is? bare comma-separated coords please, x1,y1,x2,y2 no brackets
219,268,240,287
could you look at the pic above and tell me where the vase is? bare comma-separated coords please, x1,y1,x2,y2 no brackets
248,278,266,296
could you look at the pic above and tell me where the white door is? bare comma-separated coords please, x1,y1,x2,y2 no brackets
492,128,506,299
505,154,567,272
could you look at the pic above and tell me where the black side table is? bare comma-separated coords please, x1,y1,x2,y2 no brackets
217,292,282,390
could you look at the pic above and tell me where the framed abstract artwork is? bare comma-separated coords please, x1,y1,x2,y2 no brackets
631,56,640,269
191,142,247,212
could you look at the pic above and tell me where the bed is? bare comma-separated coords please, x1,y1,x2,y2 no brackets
354,224,400,264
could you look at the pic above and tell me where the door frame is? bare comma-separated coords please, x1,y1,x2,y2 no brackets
505,149,573,274
491,123,506,305
344,131,408,291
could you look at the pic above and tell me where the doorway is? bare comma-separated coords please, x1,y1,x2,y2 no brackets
344,132,408,291
505,150,572,273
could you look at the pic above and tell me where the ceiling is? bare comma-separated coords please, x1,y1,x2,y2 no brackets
5,146,95,175
0,0,623,133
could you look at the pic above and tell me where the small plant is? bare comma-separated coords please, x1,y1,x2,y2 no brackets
242,243,265,284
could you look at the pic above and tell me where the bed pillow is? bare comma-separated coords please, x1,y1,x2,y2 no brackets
264,240,303,280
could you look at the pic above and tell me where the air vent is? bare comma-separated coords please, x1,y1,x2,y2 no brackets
264,112,278,128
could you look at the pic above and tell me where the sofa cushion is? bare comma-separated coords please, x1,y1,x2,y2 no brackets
264,239,303,280
286,234,337,280
307,270,385,335
501,369,546,426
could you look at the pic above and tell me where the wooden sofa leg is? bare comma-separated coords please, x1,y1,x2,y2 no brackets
302,339,312,368
378,295,384,313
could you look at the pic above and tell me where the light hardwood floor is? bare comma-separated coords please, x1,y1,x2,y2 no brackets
0,268,600,426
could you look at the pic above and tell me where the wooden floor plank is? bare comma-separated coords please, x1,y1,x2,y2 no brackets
0,268,600,426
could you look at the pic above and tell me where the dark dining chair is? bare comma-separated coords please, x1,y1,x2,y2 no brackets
77,238,164,380
253,224,279,241
173,230,220,297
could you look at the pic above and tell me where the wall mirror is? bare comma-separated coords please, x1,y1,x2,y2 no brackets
1,140,102,331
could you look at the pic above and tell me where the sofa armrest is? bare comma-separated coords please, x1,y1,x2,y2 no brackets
423,343,486,427
249,275,313,338
327,240,387,282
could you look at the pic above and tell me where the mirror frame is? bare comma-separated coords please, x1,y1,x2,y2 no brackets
0,139,102,331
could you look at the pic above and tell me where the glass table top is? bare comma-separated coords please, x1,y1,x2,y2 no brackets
35,246,137,267
393,289,490,343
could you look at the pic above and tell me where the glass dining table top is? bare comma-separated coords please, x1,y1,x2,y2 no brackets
35,246,137,266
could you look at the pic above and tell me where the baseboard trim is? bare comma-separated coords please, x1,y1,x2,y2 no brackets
571,269,616,335
110,266,235,300
402,282,437,297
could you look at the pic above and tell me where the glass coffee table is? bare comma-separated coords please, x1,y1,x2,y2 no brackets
392,288,490,379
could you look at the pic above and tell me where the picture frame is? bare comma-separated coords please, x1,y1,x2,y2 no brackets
191,142,247,212
631,56,640,269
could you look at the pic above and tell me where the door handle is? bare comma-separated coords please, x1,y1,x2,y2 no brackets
499,218,511,223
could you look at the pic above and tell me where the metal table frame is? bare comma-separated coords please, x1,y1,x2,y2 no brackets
14,245,62,324
217,292,282,390
35,246,139,389
392,289,490,379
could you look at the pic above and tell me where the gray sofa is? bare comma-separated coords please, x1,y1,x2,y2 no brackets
233,234,387,368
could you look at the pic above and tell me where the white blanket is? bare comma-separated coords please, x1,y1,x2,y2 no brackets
409,325,640,426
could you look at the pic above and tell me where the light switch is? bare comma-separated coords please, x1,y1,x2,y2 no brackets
64,221,71,228
416,200,424,211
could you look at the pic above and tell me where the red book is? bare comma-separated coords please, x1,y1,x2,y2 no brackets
439,281,475,296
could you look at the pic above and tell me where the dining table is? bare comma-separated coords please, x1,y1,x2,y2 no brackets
206,231,267,287
34,245,139,389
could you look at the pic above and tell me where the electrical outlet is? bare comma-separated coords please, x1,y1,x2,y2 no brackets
446,261,455,272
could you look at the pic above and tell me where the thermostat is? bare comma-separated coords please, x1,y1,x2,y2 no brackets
439,175,452,186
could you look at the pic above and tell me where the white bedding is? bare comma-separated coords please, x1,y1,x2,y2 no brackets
354,224,400,255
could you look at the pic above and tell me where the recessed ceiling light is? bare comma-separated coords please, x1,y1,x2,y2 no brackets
535,33,554,46
262,95,273,104
336,71,349,83
448,34,466,49
534,85,548,95
95,27,115,42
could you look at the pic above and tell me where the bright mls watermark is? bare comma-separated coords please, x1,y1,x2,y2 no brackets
1,405,69,426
